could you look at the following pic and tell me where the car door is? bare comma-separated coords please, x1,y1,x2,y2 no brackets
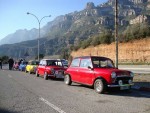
69,58,80,82
26,61,31,71
79,58,95,85
41,60,46,76
38,60,43,75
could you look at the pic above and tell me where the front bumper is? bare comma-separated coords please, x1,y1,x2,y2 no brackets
48,70,64,78
48,74,64,78
108,83,134,88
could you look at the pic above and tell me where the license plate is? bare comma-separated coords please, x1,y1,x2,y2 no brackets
58,71,62,74
120,86,129,90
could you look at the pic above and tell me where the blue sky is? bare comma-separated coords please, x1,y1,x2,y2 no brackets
0,0,107,40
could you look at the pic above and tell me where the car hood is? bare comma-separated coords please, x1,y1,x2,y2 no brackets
94,68,131,76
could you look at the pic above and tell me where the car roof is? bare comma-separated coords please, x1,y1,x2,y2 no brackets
74,56,111,60
41,59,59,61
28,60,39,62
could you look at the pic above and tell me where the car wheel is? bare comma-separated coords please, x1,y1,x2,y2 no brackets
44,72,48,80
94,79,105,94
64,74,72,85
29,71,31,74
36,70,39,77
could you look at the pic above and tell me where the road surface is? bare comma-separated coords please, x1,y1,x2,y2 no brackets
0,67,150,113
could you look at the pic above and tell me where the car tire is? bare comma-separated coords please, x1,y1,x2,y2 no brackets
29,71,31,74
36,70,39,77
64,74,72,85
94,79,105,94
44,72,48,80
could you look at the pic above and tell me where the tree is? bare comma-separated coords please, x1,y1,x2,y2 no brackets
123,22,150,42
81,38,92,49
60,49,69,60
35,54,44,60
1,56,9,63
91,36,100,46
99,30,112,44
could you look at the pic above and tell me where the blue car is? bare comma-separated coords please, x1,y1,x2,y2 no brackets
19,61,28,71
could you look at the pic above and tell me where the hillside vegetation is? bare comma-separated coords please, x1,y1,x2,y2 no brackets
71,38,150,64
0,0,150,61
72,22,150,51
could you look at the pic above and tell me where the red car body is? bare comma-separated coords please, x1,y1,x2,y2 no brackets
64,56,134,93
36,59,66,80
13,61,19,70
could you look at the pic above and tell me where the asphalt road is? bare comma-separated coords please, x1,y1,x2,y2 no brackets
0,67,150,113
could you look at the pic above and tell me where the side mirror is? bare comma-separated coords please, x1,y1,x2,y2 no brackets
88,66,93,70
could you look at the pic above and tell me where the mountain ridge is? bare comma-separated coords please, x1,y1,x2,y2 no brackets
0,0,150,58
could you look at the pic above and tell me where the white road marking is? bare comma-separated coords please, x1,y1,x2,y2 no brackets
39,97,66,113
8,74,12,78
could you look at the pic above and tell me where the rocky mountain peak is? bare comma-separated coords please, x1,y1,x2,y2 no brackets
85,2,95,9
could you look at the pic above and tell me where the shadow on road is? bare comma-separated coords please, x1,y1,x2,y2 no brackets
134,81,150,87
106,89,150,98
70,84,150,98
0,108,18,113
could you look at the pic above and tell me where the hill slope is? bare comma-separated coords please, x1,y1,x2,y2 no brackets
0,0,150,59
71,38,150,63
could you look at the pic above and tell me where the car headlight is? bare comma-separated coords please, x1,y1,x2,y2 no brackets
130,72,134,77
111,72,116,78
128,79,132,84
118,80,123,85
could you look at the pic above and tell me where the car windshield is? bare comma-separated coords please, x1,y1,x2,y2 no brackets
31,61,39,65
92,57,115,68
61,60,68,65
22,62,28,65
47,60,63,66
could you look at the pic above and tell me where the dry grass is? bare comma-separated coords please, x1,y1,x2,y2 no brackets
71,38,150,63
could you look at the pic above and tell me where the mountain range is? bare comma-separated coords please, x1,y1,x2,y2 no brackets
0,0,150,58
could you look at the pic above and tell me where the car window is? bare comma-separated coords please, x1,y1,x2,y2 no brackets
80,58,92,68
29,61,32,65
35,61,39,65
42,60,46,66
32,61,39,65
70,58,80,67
31,61,34,65
55,61,63,66
47,60,56,66
22,61,28,65
39,60,43,66
92,57,114,68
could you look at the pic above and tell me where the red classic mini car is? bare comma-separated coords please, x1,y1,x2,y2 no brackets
64,56,134,94
13,61,19,70
36,59,66,80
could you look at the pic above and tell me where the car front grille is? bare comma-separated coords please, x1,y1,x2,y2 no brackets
115,76,133,84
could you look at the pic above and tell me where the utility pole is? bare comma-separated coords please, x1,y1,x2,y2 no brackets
115,0,118,68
